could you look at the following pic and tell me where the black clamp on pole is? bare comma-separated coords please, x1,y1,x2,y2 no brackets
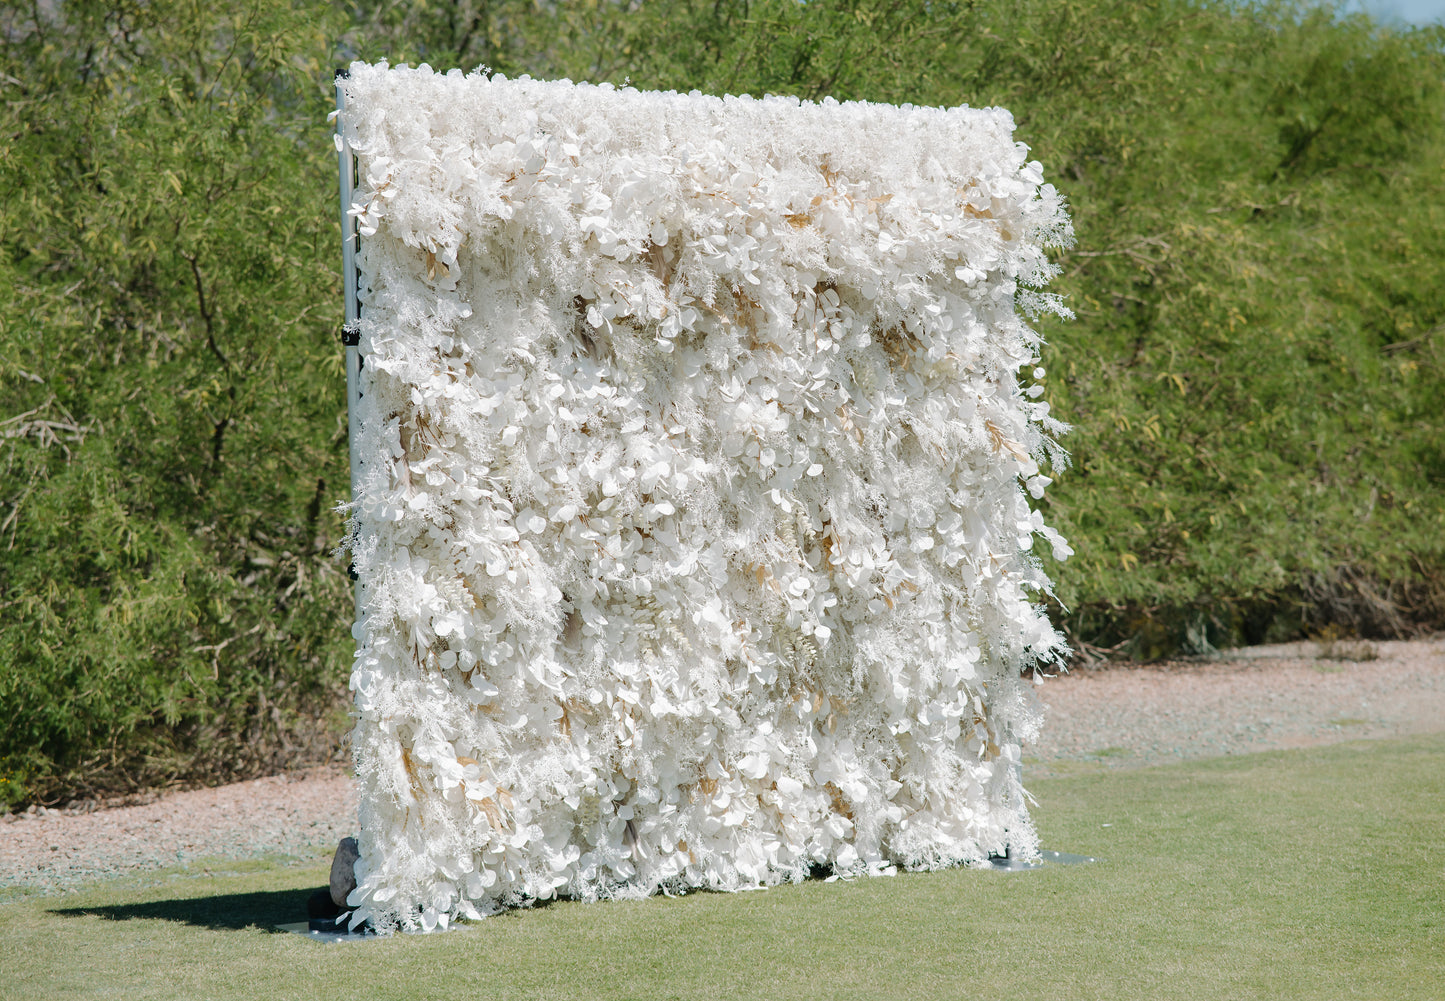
341,320,362,346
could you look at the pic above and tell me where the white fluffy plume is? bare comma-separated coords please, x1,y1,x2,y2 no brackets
337,62,1073,933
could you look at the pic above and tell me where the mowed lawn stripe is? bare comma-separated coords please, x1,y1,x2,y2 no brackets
2,733,1440,1001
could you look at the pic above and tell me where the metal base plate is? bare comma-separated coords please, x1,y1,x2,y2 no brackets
987,849,1098,872
276,921,377,943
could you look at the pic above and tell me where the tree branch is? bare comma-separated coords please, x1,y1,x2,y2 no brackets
182,252,230,371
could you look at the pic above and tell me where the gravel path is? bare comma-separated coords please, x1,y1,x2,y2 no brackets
0,770,357,897
1025,637,1445,777
3,637,1441,895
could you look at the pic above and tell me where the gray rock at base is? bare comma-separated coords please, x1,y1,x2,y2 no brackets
330,836,360,907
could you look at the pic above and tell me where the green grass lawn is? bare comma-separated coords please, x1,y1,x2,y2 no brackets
3,734,1441,1001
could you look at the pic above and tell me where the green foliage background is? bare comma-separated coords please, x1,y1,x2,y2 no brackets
1,0,1441,806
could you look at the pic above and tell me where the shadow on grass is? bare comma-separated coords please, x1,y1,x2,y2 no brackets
50,886,316,932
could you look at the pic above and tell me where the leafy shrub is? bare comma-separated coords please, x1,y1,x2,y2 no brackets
0,1,353,807
1,0,1441,805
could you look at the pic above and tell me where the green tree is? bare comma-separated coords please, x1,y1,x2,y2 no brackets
2,0,1441,806
0,0,351,804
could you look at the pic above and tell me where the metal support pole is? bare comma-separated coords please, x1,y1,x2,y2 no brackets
336,70,363,630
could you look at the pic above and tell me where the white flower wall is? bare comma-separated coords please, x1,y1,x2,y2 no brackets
337,62,1074,932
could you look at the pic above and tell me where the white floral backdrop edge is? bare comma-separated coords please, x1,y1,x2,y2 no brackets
337,62,1074,933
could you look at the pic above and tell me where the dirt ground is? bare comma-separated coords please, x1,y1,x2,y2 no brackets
3,636,1441,894
1025,636,1445,777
